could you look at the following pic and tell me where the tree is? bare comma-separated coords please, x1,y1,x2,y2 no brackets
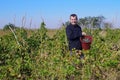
3,23,18,30
78,16,105,29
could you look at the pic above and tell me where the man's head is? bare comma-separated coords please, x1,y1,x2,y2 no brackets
70,14,78,25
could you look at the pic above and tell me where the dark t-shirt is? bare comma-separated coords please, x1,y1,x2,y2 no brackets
66,23,82,50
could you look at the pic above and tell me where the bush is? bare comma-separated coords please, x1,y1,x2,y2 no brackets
3,23,19,31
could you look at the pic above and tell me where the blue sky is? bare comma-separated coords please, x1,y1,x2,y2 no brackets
0,0,120,29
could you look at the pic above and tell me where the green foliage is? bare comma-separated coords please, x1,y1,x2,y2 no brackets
0,22,120,80
3,23,19,31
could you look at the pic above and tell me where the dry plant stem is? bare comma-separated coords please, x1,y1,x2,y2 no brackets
8,26,20,46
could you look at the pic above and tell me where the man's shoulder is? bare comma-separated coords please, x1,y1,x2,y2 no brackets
66,24,71,29
76,24,81,29
76,24,80,27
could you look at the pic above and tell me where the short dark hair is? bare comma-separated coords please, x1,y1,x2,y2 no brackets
70,14,78,20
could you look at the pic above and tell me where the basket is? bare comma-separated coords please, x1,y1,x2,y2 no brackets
80,35,92,50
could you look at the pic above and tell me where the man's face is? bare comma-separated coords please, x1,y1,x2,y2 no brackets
70,16,78,25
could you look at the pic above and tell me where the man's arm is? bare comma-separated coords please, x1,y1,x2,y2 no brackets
66,27,81,40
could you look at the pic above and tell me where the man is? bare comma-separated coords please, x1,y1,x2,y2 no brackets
66,14,84,58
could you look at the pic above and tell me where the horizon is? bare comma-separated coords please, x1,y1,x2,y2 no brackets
0,0,120,29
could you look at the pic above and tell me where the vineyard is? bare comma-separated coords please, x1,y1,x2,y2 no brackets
0,22,120,80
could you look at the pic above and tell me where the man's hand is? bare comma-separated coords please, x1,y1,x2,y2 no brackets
82,32,86,36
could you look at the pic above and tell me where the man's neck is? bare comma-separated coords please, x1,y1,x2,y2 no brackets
70,23,77,26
